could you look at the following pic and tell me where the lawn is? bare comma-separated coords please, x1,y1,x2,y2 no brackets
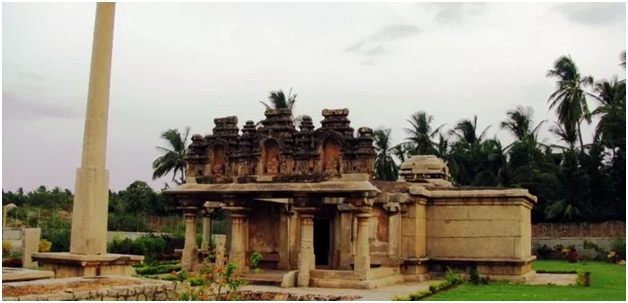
426,260,626,301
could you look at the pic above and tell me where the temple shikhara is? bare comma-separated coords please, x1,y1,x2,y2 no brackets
165,108,537,289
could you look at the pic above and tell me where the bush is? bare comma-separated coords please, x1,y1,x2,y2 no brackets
610,238,626,260
108,234,167,263
534,244,553,260
445,267,464,285
38,239,52,252
135,263,181,275
41,229,70,252
469,266,480,285
108,213,152,232
3,240,13,255
176,261,248,301
408,290,431,301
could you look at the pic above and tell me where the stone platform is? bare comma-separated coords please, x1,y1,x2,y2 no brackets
31,252,144,278
2,268,54,283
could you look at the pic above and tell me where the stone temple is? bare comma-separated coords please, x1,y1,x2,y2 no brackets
165,108,537,289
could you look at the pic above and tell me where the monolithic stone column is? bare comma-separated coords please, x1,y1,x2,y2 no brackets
229,212,248,272
337,204,354,270
277,206,294,270
297,210,315,287
181,211,198,272
354,213,371,277
202,215,211,248
384,202,401,262
70,2,116,255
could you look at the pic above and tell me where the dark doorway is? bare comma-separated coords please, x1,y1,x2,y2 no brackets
313,218,330,267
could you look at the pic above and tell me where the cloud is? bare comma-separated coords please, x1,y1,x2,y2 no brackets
345,24,420,64
2,91,81,120
553,2,626,26
424,3,488,24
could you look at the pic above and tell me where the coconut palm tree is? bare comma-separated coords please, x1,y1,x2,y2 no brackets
152,127,191,185
373,128,399,181
403,111,444,155
259,88,297,109
590,76,626,157
546,55,594,150
620,50,626,70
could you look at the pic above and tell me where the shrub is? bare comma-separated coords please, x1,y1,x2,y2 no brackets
2,240,13,255
428,283,439,293
445,267,464,285
534,244,553,260
469,266,480,285
391,295,410,301
408,290,431,301
176,261,248,301
480,276,490,285
41,229,70,252
250,252,262,273
38,239,52,252
610,238,626,260
135,263,182,275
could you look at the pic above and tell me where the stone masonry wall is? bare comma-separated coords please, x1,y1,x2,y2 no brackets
2,277,176,301
532,221,625,238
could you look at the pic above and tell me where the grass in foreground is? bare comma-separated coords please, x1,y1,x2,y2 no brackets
426,260,626,301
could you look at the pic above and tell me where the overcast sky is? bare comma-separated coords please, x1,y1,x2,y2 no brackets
2,2,626,192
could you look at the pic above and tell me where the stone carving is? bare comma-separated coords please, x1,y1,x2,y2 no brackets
183,108,376,183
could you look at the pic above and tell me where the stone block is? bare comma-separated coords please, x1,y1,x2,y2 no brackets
466,205,517,221
428,205,467,220
428,219,520,238
427,237,515,259
48,293,74,301
3,297,17,301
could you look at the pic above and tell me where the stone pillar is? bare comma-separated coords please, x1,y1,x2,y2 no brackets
296,208,315,287
354,213,371,277
181,210,198,272
384,202,402,263
277,206,294,270
337,204,353,270
226,209,248,273
202,215,211,248
69,2,116,256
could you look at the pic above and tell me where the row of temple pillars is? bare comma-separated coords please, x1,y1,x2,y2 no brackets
180,204,374,287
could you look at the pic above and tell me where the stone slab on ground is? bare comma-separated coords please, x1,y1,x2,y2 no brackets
241,280,443,301
2,268,54,282
526,273,577,286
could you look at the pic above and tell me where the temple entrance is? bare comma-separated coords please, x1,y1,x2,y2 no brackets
313,218,331,268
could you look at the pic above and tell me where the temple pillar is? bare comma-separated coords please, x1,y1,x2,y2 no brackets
296,207,316,287
337,204,353,270
181,209,198,272
277,205,295,270
201,213,211,248
223,206,249,273
384,202,402,263
354,212,371,278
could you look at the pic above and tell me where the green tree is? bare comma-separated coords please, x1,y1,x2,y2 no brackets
259,88,297,109
546,55,594,150
373,128,399,181
152,127,191,185
120,180,157,216
403,111,444,155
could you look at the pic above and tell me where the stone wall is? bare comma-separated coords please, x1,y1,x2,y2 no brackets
2,277,176,301
426,199,532,260
532,221,626,238
2,227,41,268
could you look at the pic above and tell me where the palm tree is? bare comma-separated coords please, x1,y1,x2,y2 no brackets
259,88,297,109
391,142,414,164
259,88,304,124
373,128,399,181
590,76,626,157
449,115,490,148
403,111,444,155
620,50,626,70
152,127,191,185
546,55,594,150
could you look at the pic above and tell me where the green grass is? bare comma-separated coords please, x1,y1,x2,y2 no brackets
426,260,626,301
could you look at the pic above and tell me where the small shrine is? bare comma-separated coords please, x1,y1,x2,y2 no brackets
165,108,537,289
